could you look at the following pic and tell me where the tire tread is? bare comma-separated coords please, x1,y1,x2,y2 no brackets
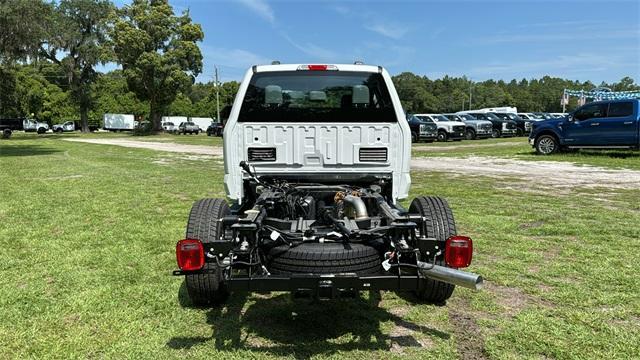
409,196,457,303
184,198,230,306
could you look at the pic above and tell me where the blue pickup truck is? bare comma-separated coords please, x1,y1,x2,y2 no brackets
529,99,640,154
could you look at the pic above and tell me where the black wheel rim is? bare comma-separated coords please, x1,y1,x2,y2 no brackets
465,130,474,140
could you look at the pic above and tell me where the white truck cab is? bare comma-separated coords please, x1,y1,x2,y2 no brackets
414,113,466,142
223,63,412,204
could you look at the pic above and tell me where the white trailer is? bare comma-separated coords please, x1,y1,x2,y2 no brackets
189,117,215,131
104,113,135,131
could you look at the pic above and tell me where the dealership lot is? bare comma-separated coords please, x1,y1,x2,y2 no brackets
1,133,638,359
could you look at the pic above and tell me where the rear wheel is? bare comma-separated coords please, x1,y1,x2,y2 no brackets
408,196,456,303
465,128,476,140
2,129,11,139
184,198,230,306
37,127,46,134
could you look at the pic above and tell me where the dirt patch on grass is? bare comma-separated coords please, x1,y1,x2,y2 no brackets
413,141,522,152
448,297,489,360
389,323,434,354
485,283,554,317
63,138,223,156
412,156,640,190
519,221,545,230
44,174,84,180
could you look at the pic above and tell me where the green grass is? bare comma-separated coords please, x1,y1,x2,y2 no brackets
1,134,639,359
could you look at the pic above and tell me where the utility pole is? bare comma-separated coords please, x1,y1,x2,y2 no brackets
215,65,221,123
469,79,473,110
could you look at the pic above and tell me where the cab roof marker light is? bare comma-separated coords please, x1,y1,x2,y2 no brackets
297,64,338,71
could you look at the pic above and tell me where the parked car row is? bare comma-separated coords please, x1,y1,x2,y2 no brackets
406,109,534,142
0,118,52,138
161,119,224,136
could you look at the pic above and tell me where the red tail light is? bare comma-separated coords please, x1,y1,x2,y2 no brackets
176,239,205,271
445,235,473,268
307,64,328,71
297,64,338,71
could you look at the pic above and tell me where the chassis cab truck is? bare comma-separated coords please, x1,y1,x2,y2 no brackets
173,63,483,305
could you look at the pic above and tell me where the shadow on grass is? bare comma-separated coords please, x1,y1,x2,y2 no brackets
0,144,61,157
168,282,450,358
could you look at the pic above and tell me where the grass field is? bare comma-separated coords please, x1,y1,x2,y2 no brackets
1,133,639,359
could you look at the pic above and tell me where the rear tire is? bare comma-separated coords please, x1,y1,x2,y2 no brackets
37,127,46,134
465,128,476,140
184,198,230,306
2,129,11,139
408,196,456,303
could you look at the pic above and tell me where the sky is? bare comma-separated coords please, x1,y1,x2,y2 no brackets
111,0,640,84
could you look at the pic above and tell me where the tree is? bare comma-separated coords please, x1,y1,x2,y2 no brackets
612,77,639,92
167,93,194,116
111,0,204,131
0,0,54,64
91,70,148,121
39,0,114,132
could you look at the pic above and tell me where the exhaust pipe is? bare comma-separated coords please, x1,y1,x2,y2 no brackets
343,195,369,219
416,261,483,290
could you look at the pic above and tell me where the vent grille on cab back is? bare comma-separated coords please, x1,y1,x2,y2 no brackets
248,147,276,161
359,147,388,162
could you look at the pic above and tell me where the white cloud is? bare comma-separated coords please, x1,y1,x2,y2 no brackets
364,23,410,39
468,53,631,79
430,27,445,40
203,46,271,69
237,0,275,24
282,34,339,60
517,20,605,29
331,5,350,16
479,28,640,44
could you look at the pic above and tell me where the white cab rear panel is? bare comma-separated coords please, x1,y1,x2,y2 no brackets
223,64,411,203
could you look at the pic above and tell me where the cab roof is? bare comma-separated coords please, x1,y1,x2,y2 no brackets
252,63,384,74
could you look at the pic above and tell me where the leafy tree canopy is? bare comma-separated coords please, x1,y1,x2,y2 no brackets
111,0,204,130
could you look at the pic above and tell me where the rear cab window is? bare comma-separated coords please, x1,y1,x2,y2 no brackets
238,71,395,122
607,101,634,117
